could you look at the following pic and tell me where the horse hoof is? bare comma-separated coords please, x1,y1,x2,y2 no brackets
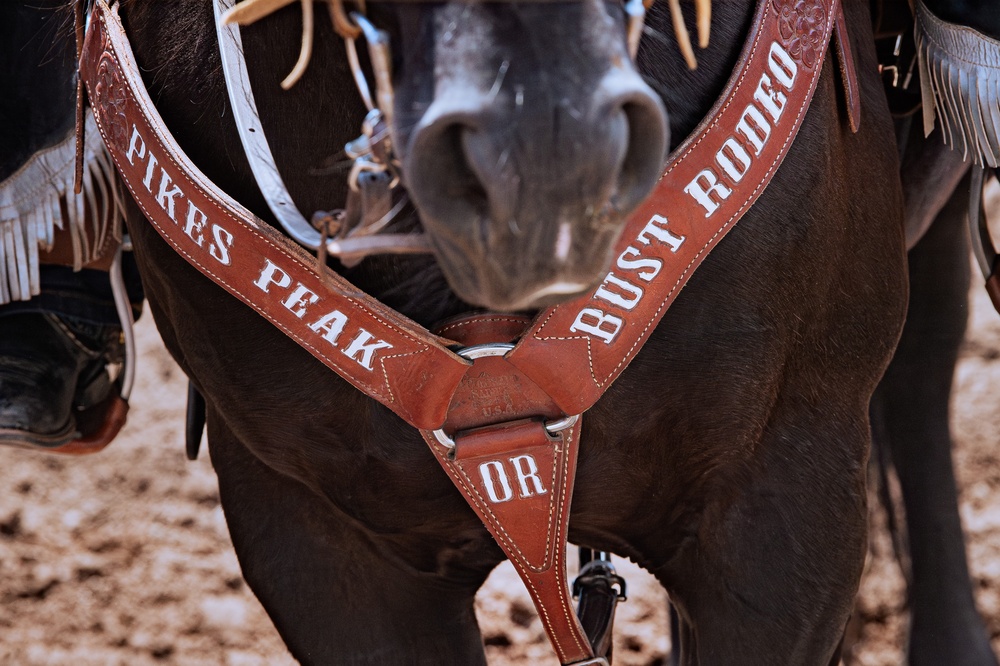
0,312,123,453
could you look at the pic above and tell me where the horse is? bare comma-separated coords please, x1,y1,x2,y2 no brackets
81,0,914,662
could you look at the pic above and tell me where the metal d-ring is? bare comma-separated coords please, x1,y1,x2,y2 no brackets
431,343,581,450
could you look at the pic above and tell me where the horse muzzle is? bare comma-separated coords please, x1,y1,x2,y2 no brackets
402,58,668,311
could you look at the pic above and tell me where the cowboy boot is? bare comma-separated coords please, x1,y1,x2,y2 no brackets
0,265,140,453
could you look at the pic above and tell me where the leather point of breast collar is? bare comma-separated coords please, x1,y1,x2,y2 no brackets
81,0,846,660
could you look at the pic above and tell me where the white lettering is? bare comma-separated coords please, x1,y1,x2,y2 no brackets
616,246,662,282
282,284,319,318
684,169,732,217
569,308,623,344
341,329,393,370
637,215,686,252
479,461,514,503
156,171,183,221
768,41,798,90
595,274,644,310
509,455,547,498
209,225,234,266
736,105,771,156
309,310,348,345
126,126,146,165
716,138,752,184
754,73,788,123
142,152,159,192
254,259,291,293
184,202,206,246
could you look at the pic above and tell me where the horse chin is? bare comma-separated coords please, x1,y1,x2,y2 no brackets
425,220,618,312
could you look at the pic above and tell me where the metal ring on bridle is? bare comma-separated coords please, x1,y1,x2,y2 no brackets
431,343,581,450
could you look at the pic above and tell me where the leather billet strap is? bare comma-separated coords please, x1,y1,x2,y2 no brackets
80,0,470,431
422,314,596,663
509,0,843,417
423,422,592,663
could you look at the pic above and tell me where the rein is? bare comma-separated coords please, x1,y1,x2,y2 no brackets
80,0,852,661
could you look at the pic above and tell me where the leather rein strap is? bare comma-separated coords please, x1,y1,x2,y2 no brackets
81,0,846,662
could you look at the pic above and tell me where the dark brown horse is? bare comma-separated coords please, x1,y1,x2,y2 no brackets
81,0,919,663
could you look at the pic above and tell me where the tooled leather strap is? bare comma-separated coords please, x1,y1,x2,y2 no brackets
80,0,469,431
509,0,844,419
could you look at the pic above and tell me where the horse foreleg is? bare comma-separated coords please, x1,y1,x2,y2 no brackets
656,416,869,666
205,414,488,666
870,173,997,666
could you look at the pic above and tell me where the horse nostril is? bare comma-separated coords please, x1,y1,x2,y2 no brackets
403,68,668,278
598,76,670,217
404,114,493,238
460,128,522,228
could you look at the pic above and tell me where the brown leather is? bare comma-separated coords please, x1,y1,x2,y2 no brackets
509,0,843,419
834,7,862,133
81,2,470,431
434,314,533,347
422,420,592,663
424,314,594,662
51,394,128,455
38,211,119,270
988,269,1000,314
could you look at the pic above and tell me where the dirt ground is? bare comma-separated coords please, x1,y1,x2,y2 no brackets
2,200,1000,665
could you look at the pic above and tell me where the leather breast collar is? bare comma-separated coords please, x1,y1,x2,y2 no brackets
81,0,853,661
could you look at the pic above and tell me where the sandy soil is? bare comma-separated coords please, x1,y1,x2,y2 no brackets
2,216,1000,665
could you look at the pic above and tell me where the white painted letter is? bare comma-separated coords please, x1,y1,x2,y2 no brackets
156,171,183,221
184,202,206,246
595,274,644,310
254,259,291,293
684,169,732,217
282,284,319,318
637,215,686,252
209,225,234,265
309,310,348,345
126,126,146,165
341,329,393,370
753,73,788,123
768,41,798,89
510,455,547,498
479,461,514,503
716,138,752,184
617,246,662,282
142,152,159,193
736,105,771,155
569,308,623,344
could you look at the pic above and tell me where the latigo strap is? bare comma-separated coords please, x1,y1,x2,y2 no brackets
81,0,845,661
